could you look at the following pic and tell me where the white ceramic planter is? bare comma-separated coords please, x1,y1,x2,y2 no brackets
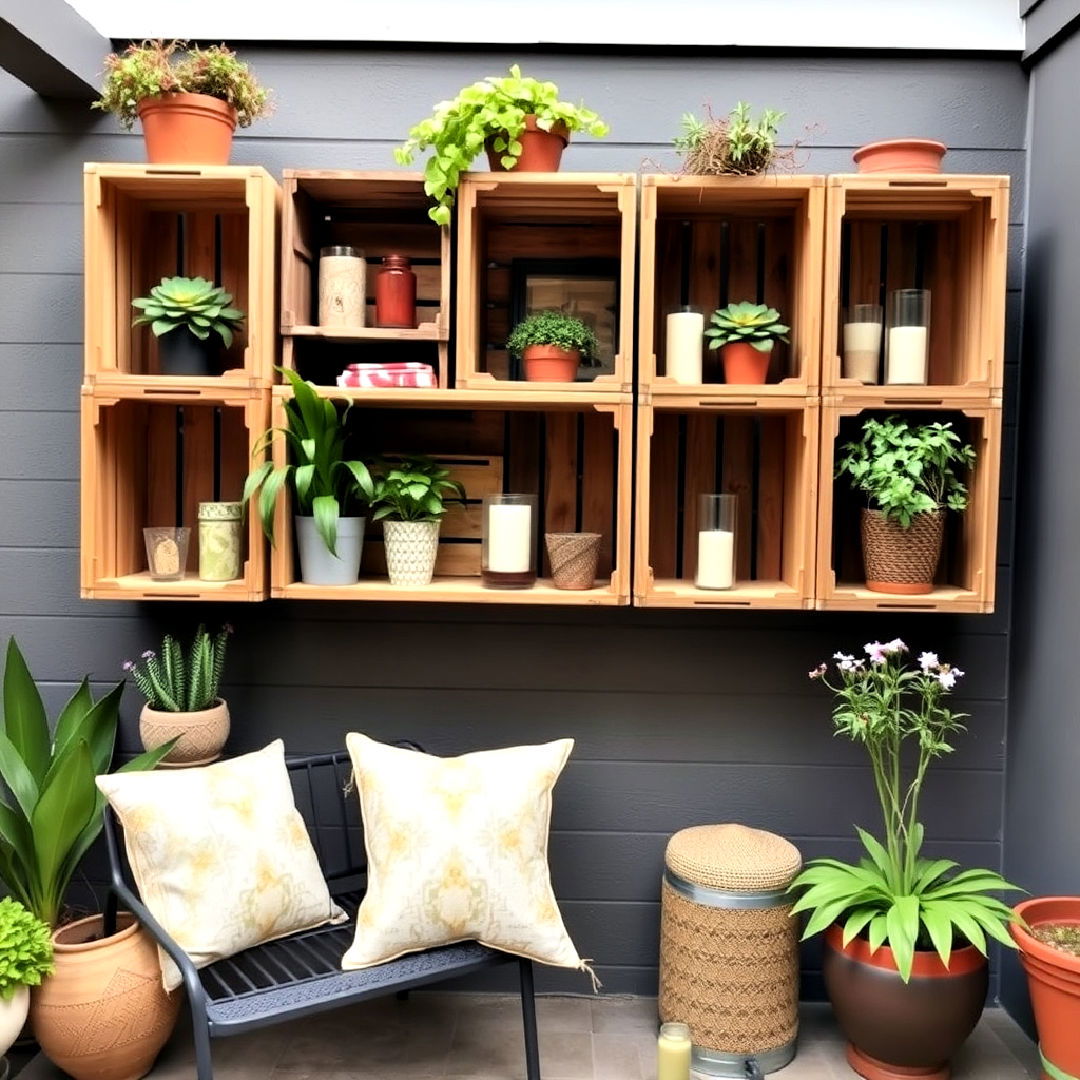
295,515,365,586
383,520,440,586
0,987,28,1058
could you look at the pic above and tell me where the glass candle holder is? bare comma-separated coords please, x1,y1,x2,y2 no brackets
886,288,930,385
665,308,704,384
482,494,536,589
198,501,243,582
842,302,883,384
144,526,190,582
657,1022,692,1080
696,494,737,591
319,245,366,327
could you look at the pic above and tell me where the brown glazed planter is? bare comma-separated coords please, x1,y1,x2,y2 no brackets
862,508,944,595
140,698,230,767
522,344,580,382
853,139,947,174
823,924,987,1080
486,116,569,171
137,92,237,165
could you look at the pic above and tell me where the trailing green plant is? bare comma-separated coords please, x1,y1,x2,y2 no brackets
705,301,790,353
675,102,785,176
791,640,1021,982
125,625,231,713
837,415,976,528
243,368,375,555
370,456,466,523
0,897,53,999
395,64,610,225
0,638,173,926
506,310,599,366
132,276,245,346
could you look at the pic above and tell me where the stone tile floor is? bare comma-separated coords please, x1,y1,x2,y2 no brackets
23,995,1039,1079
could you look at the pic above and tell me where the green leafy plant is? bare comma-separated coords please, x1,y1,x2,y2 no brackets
675,102,785,176
132,276,245,346
506,310,599,365
176,43,271,127
791,640,1021,982
243,368,375,555
705,302,790,353
370,456,466,523
125,625,231,713
0,638,173,926
837,415,976,528
0,897,53,999
395,65,610,225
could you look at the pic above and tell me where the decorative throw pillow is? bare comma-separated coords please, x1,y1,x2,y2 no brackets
97,740,346,990
342,733,588,980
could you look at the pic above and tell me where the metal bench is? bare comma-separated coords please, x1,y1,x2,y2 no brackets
103,748,542,1080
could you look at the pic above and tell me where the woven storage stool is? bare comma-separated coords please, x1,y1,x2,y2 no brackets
659,824,802,1077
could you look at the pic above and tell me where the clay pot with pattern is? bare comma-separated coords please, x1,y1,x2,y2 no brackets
31,913,180,1080
140,699,230,768
383,520,440,587
861,508,944,595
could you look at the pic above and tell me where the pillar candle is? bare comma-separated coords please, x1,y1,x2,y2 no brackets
657,1023,692,1080
843,321,882,384
665,311,704,384
887,325,929,384
696,530,735,590
486,504,532,573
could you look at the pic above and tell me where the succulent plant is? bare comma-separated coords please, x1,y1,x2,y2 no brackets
132,276,245,346
125,625,231,713
675,102,785,177
506,310,599,365
705,301,790,352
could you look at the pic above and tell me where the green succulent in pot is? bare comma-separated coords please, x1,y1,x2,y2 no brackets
705,301,790,353
132,276,245,347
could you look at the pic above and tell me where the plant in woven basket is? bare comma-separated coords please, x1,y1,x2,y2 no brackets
370,456,466,523
0,897,53,998
124,625,231,712
506,310,600,365
675,102,785,176
132,276,245,347
705,302,790,353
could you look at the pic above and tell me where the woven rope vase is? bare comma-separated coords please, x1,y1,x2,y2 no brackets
861,508,944,595
545,532,601,590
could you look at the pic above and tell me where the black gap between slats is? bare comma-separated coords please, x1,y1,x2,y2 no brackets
675,416,688,580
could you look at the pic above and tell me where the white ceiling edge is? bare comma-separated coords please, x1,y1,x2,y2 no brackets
64,0,1025,53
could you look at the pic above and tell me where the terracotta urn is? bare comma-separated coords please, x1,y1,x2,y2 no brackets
140,698,230,767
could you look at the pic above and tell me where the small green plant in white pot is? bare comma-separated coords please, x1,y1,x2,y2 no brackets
0,898,53,1062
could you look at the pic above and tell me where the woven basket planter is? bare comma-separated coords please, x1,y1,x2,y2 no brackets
861,508,944,595
545,532,601,590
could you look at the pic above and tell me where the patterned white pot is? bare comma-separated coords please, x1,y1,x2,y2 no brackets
383,520,440,586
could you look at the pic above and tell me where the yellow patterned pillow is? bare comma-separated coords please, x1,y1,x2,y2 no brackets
342,733,587,978
97,740,346,990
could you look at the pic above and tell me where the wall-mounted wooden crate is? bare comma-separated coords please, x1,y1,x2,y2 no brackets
456,173,636,394
823,175,1009,398
280,171,451,389
816,398,1002,612
83,163,279,389
635,396,819,608
80,385,268,601
270,388,632,604
639,175,826,399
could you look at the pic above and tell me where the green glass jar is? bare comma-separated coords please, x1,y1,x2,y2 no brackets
198,502,243,582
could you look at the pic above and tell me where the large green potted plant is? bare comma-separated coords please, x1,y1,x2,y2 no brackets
506,310,599,383
0,898,52,1066
674,101,785,176
792,640,1020,1080
837,415,976,595
395,65,610,225
705,301,790,384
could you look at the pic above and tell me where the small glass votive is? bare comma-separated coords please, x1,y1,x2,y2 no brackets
696,494,737,591
482,494,536,589
842,302,883,384
198,501,243,582
886,288,931,384
657,1021,692,1080
143,526,190,581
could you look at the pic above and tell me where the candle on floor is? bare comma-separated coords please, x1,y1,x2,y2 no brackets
665,310,704,384
482,495,537,589
842,303,883,384
886,289,930,385
695,494,737,591
657,1022,692,1080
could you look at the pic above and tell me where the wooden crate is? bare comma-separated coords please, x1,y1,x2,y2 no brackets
280,171,451,388
83,163,280,389
635,396,819,608
269,388,632,604
816,398,1002,613
455,173,637,394
823,174,1009,398
640,175,826,399
80,385,268,601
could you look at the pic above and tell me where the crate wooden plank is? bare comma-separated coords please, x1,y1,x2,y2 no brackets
581,411,616,577
544,412,579,538
721,416,754,581
757,417,785,581
680,414,717,581
648,412,680,580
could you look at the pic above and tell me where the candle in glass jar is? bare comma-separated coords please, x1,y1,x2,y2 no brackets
843,323,882,383
319,245,366,327
696,530,735,590
198,501,243,582
486,504,532,573
886,325,929,384
657,1022,692,1080
665,310,704,384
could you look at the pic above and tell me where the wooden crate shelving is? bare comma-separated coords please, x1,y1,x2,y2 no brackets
455,173,636,394
83,163,280,389
80,384,268,601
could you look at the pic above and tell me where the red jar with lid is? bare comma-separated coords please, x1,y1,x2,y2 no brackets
375,255,417,328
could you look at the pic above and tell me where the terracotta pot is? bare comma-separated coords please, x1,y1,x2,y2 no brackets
823,924,987,1080
137,92,237,165
140,698,230,767
545,533,602,590
0,988,28,1059
853,139,947,174
383,520,440,587
485,116,569,172
522,344,580,382
31,913,180,1080
722,342,770,384
861,508,944,595
1010,897,1080,1080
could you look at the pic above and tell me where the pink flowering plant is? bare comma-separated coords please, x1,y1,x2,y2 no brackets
790,638,1020,981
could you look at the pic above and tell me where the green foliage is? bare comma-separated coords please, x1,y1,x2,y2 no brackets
705,301,790,352
837,415,976,527
126,625,231,713
175,44,271,127
0,638,173,926
370,456,466,523
132,276,245,347
243,369,375,556
0,897,53,1000
505,310,599,365
395,64,610,226
675,102,785,176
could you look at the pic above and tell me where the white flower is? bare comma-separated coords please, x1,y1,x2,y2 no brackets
919,651,940,673
864,641,888,664
834,652,855,662
883,638,908,655
937,666,964,690
839,659,859,672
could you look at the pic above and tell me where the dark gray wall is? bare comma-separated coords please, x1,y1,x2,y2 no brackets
0,47,1027,996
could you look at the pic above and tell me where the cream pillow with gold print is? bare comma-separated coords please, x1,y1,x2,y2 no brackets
342,733,587,978
96,740,345,990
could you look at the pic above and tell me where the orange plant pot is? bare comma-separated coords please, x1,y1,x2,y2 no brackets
722,342,770,384
522,345,580,382
486,116,569,172
853,139,947,174
137,92,238,165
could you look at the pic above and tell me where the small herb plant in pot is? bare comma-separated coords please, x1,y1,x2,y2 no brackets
675,101,785,176
837,415,976,595
506,310,599,383
793,641,1021,1080
705,302,790,384
395,65,610,225
0,898,52,1061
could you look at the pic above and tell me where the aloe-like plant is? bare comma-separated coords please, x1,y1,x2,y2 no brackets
0,897,53,998
506,310,599,365
132,276,245,346
370,456,466,523
705,301,790,353
675,102,785,176
125,625,230,713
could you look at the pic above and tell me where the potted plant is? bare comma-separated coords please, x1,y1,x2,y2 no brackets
705,301,790,384
395,65,610,225
132,275,245,377
853,139,947,174
792,640,1021,1080
0,899,52,1068
506,310,599,383
94,40,271,164
126,625,232,768
837,415,976,595
674,102,786,176
370,456,466,587
244,368,375,586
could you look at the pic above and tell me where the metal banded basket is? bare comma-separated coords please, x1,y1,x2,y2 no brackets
659,824,802,1077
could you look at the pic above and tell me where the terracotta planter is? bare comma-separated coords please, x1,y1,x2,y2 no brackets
545,532,602,590
485,116,569,172
823,924,987,1080
862,508,944,595
137,92,237,165
383,520,440,586
722,342,770,384
140,698,230,767
31,913,180,1080
522,344,580,383
0,988,28,1059
853,139,947,174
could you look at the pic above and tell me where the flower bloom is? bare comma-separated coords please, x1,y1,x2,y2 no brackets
864,641,888,664
919,651,940,673
839,657,865,672
937,666,964,690
834,652,854,662
808,663,828,679
883,638,908,655
141,650,155,659
121,660,135,672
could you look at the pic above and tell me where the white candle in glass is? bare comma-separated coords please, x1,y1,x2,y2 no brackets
886,325,929,384
657,1022,692,1080
696,530,735,590
843,313,882,384
665,311,704,384
486,504,532,573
